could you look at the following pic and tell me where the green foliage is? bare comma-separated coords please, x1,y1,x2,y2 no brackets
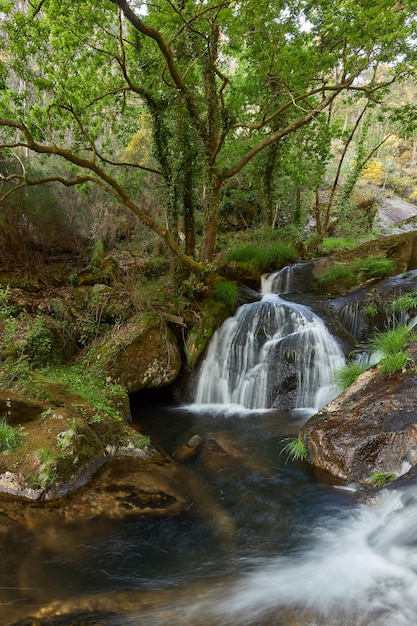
321,238,356,253
371,325,415,357
389,291,417,313
379,352,408,376
24,314,55,367
227,242,297,272
91,238,105,267
40,364,126,422
281,437,308,463
335,363,366,390
0,286,14,318
213,279,238,307
319,263,356,285
371,325,415,376
30,448,58,489
369,471,397,486
319,256,394,286
357,256,393,279
363,301,378,317
0,416,22,453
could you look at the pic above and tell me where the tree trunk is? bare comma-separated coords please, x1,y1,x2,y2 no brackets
183,163,196,257
200,174,221,263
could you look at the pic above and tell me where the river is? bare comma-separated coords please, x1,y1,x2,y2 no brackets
3,268,417,624
3,401,417,625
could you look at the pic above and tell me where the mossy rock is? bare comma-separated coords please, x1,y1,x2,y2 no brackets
73,283,132,323
0,272,40,292
185,314,217,369
75,257,121,287
84,312,182,393
0,389,151,501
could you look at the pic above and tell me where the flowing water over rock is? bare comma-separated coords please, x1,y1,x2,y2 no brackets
196,267,345,411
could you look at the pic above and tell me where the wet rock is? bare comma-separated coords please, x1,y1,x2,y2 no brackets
300,343,417,484
173,434,204,462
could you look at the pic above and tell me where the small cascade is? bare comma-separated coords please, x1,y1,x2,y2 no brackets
262,262,313,295
339,301,367,341
195,287,345,411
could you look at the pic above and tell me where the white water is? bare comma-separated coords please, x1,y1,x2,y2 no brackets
210,487,417,626
108,486,417,626
196,268,345,411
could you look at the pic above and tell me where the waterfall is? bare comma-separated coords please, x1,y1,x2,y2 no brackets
195,267,345,411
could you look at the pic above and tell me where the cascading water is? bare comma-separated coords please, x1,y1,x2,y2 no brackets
195,266,345,411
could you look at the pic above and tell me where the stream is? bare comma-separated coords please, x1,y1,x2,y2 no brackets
3,268,417,624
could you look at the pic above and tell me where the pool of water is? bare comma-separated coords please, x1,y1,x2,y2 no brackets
2,403,417,625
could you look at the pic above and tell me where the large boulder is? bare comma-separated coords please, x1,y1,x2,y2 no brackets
299,343,417,484
0,389,152,501
88,312,182,393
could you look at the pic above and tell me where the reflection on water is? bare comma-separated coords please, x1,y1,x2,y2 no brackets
2,404,417,625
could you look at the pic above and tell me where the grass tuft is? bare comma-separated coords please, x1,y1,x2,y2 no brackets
0,416,23,453
369,471,397,486
335,363,366,390
281,437,308,462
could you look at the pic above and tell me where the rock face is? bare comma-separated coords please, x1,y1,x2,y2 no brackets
91,312,182,394
300,344,417,484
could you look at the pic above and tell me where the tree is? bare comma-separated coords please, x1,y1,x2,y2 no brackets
1,0,416,274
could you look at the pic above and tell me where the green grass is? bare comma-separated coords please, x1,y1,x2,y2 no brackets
321,237,356,253
363,301,378,317
319,255,394,286
227,242,297,272
281,437,308,462
335,363,367,390
369,471,397,486
213,279,238,307
0,416,23,452
319,263,356,284
379,352,408,376
371,325,414,376
389,291,417,313
357,256,393,278
39,364,127,421
371,325,415,356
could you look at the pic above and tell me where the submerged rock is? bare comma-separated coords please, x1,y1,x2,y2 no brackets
300,343,417,484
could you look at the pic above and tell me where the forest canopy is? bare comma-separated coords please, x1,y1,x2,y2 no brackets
1,0,417,272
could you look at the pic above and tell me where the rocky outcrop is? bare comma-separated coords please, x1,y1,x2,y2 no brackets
88,312,182,393
311,231,417,294
0,388,153,501
300,343,417,484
